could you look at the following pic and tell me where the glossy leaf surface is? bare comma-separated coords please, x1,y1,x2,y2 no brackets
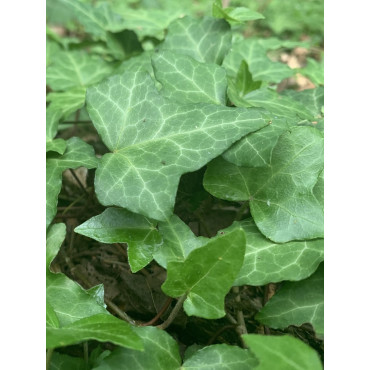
86,71,267,221
242,334,323,370
74,207,162,272
47,313,143,350
93,326,181,370
256,264,324,337
162,228,246,318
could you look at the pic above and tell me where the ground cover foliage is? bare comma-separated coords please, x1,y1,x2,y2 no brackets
46,0,324,368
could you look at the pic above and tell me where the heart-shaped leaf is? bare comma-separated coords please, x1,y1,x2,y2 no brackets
86,71,268,221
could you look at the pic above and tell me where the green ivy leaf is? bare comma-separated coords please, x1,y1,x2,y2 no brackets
49,352,86,370
221,220,323,286
256,263,324,337
162,228,246,319
46,138,67,155
60,0,125,40
300,57,324,86
46,137,99,228
152,50,228,105
86,71,267,221
182,343,258,369
46,313,143,350
223,39,294,83
212,0,265,24
46,301,60,328
93,326,181,370
154,215,208,268
46,224,108,327
242,334,323,370
46,50,115,91
160,16,232,65
74,207,162,272
204,127,324,242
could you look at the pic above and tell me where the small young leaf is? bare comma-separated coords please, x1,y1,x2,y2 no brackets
242,334,323,370
46,313,143,350
74,207,162,272
182,343,258,369
46,137,99,228
162,228,246,319
152,50,228,105
256,263,324,337
160,16,232,65
204,127,324,242
86,71,267,221
213,0,265,24
222,220,323,286
93,326,181,370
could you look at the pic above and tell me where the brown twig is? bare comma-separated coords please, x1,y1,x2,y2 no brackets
207,325,237,345
156,294,186,330
105,298,137,326
140,297,173,326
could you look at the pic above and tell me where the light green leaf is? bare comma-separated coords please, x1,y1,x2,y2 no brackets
74,207,162,273
222,220,323,286
46,137,98,229
204,127,324,242
46,224,108,327
213,0,265,24
116,50,154,75
242,334,322,370
256,263,324,337
46,49,115,91
46,139,67,155
182,343,258,369
152,50,227,105
162,228,246,319
312,170,324,208
60,0,125,40
300,57,324,86
160,16,232,65
49,352,86,370
111,5,184,40
46,313,143,350
154,214,208,268
223,39,294,83
93,326,181,370
46,301,60,328
86,71,267,221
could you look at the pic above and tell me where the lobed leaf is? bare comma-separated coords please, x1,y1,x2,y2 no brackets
46,137,99,228
242,334,323,370
162,228,246,319
74,207,162,272
221,220,323,286
204,127,324,242
256,263,324,337
93,326,181,370
86,71,268,221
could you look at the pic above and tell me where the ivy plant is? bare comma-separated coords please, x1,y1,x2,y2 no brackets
46,0,324,369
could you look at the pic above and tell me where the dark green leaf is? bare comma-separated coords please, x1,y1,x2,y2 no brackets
74,207,162,272
256,263,324,337
162,228,246,318
49,352,86,370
